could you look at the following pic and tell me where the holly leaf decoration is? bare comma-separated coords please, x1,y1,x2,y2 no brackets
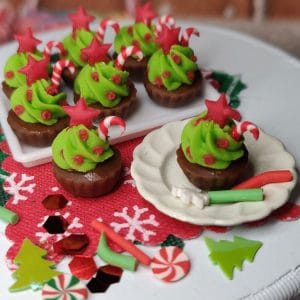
161,234,185,249
204,235,262,280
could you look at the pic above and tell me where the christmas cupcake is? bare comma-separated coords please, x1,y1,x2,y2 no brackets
61,6,119,86
114,2,161,81
2,28,43,98
144,25,202,107
7,56,75,147
177,94,260,190
74,38,142,119
52,98,125,197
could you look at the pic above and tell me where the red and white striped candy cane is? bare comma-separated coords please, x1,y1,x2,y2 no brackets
96,19,120,42
43,41,67,58
180,27,200,46
115,46,143,70
98,116,126,141
231,121,260,141
155,15,176,34
48,60,75,94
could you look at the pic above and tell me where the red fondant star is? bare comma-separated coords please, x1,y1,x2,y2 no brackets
135,2,157,26
81,37,111,65
69,6,95,36
156,25,181,54
63,98,100,128
14,28,41,53
204,93,241,128
18,55,49,86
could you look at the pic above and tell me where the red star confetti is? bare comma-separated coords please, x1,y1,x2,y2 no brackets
204,93,241,128
156,25,181,54
81,38,111,65
14,28,41,53
69,6,95,36
18,55,49,86
135,2,157,26
63,98,100,128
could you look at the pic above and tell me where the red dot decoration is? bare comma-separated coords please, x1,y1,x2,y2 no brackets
91,72,99,82
216,138,230,149
144,33,152,42
127,26,133,35
26,90,33,101
93,146,104,155
187,70,195,81
79,129,89,141
172,54,181,64
203,154,216,165
106,91,116,101
5,71,14,79
73,155,84,165
111,74,122,85
162,70,171,78
191,55,197,62
14,105,24,115
132,39,140,48
41,110,52,120
154,76,163,87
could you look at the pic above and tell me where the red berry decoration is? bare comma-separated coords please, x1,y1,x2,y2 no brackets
154,76,163,87
93,146,104,155
73,155,84,165
14,105,24,115
5,71,14,79
79,129,89,141
144,33,152,42
127,26,133,35
162,70,171,78
203,154,216,165
172,54,181,64
26,90,33,101
106,91,116,101
91,72,99,82
41,110,52,120
187,70,195,81
216,138,230,149
111,74,122,84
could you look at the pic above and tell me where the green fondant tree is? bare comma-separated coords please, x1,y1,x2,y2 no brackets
9,238,61,292
204,235,262,280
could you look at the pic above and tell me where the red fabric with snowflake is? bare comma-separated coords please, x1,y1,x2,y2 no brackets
1,138,300,269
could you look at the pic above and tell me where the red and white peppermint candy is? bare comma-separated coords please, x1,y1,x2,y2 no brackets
155,15,176,34
43,41,67,58
42,274,88,300
180,27,200,46
115,46,143,70
98,116,126,141
48,59,75,94
97,18,120,42
151,246,190,282
231,121,260,141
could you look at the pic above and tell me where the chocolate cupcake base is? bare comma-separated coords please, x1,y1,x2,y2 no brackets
176,146,249,191
2,81,15,99
144,70,203,108
62,66,81,88
53,148,122,198
122,56,149,82
7,110,69,147
74,80,137,119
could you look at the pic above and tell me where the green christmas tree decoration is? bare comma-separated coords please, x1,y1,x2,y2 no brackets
9,238,61,292
204,235,262,280
211,71,247,108
161,234,185,249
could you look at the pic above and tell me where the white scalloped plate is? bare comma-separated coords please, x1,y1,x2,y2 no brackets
131,120,297,226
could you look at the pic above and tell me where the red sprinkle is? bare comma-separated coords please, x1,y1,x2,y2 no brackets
162,70,171,78
132,40,140,48
187,70,195,81
111,74,122,85
5,70,14,79
154,76,163,87
14,105,24,115
172,54,181,64
191,55,197,62
41,110,52,120
106,91,116,101
46,86,57,95
127,26,133,35
91,72,99,82
79,129,89,141
216,138,230,149
73,155,84,165
26,90,33,101
203,154,216,165
144,33,152,42
93,145,104,155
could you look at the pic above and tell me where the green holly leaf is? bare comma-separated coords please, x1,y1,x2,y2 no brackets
161,234,185,249
204,235,262,280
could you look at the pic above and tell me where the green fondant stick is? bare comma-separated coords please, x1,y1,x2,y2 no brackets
97,232,137,271
0,206,19,224
208,188,263,204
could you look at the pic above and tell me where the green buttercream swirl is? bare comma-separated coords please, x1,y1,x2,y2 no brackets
52,124,114,172
74,61,129,107
147,45,198,91
3,51,43,88
62,29,95,67
10,79,66,125
114,23,158,57
181,115,244,169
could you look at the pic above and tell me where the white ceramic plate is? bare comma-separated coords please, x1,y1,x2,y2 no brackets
0,27,218,168
131,120,297,226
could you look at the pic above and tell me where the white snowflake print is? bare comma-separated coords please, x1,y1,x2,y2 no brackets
123,166,131,177
3,173,36,204
110,205,159,242
123,165,136,188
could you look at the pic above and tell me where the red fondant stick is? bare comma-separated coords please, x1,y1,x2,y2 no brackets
232,170,293,190
91,220,152,266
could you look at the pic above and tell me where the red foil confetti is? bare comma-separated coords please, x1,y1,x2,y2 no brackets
43,215,69,234
53,234,89,255
42,194,68,210
68,255,97,280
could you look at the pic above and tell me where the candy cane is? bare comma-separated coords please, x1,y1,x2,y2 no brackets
180,27,200,46
115,46,143,70
231,121,260,141
43,41,68,58
96,19,120,42
98,116,126,141
155,15,176,34
47,60,75,94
